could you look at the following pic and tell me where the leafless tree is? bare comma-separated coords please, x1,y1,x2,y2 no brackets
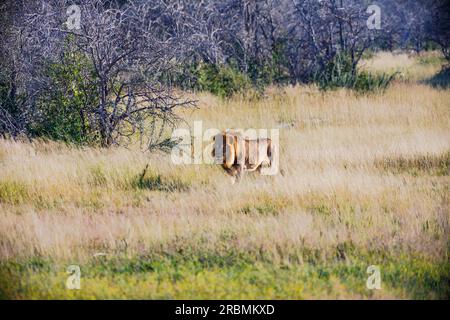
3,0,197,148
1,0,448,143
0,1,36,139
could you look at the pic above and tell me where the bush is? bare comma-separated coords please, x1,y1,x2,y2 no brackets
246,41,291,88
31,49,99,144
314,53,396,93
353,71,397,93
196,63,251,98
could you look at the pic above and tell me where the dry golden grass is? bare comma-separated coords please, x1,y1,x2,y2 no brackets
0,52,449,299
360,51,445,82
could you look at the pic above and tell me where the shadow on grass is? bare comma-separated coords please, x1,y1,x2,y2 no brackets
131,172,190,192
424,67,450,89
375,152,449,176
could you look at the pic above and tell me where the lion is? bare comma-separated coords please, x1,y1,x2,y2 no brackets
212,131,278,183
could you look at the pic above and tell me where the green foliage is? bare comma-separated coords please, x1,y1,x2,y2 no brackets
32,43,99,144
361,49,376,60
0,180,28,204
165,42,290,98
314,53,396,93
246,42,291,88
239,194,293,216
178,50,396,97
314,53,355,90
131,169,190,192
196,63,251,98
375,152,450,176
418,54,444,66
1,251,448,299
353,71,397,93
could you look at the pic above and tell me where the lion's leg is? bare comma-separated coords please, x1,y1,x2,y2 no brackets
225,165,244,184
224,166,238,185
235,164,244,182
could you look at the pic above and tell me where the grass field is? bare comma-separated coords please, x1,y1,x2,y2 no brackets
0,52,449,299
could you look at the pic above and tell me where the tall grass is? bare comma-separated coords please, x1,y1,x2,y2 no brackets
0,52,449,299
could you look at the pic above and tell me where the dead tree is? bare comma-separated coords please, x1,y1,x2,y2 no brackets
4,0,197,149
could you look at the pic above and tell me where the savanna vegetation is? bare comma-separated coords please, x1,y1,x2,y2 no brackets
1,51,449,299
1,0,449,300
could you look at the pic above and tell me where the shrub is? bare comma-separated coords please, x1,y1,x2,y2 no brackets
197,63,251,99
353,71,397,93
29,41,99,145
314,53,396,93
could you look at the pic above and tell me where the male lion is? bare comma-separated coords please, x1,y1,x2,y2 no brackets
212,131,278,183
